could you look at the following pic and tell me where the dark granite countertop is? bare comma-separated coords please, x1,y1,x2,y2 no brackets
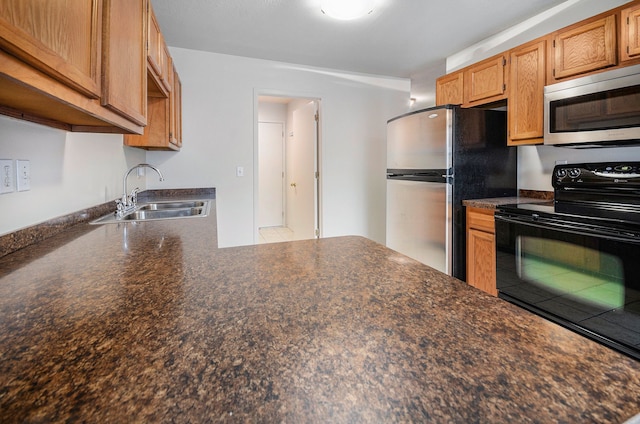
1,190,639,423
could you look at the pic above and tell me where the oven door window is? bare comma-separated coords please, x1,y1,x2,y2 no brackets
496,218,640,358
517,237,624,310
549,84,640,133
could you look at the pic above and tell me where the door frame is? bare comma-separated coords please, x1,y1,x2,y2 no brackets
253,89,323,244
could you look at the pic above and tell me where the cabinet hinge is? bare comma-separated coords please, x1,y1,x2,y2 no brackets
315,171,319,179
552,69,556,77
552,40,556,48
628,16,630,25
315,229,319,237
628,46,630,54
314,112,319,122
503,84,506,91
502,58,506,66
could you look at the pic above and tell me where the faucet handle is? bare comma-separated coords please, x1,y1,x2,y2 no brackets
129,187,140,205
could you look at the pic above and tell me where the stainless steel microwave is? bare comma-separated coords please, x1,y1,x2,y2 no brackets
544,64,640,147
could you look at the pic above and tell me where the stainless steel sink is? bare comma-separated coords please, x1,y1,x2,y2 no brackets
91,199,211,224
138,201,207,210
120,207,203,220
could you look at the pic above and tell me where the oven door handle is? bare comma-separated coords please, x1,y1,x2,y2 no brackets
495,214,640,244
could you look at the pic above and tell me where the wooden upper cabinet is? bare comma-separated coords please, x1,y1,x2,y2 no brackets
125,57,182,151
0,0,146,134
147,4,171,97
435,71,463,106
0,0,102,98
552,14,617,81
463,54,507,106
508,38,546,146
621,2,640,61
101,0,147,126
170,65,182,148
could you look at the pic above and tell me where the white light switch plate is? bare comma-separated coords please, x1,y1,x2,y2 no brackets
16,159,30,192
0,159,14,194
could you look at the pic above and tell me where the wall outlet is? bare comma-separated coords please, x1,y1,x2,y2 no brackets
0,159,15,194
236,166,244,177
16,160,31,191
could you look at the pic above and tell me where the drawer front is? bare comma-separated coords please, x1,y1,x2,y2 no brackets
467,207,495,233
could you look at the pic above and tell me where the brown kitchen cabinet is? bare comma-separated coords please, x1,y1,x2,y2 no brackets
550,14,617,81
466,207,497,296
0,0,102,98
435,71,463,105
507,38,546,146
147,4,171,97
463,54,507,106
101,0,147,126
125,59,182,151
0,0,147,134
621,2,640,62
170,65,183,148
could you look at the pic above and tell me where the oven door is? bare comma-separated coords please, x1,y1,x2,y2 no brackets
495,212,640,360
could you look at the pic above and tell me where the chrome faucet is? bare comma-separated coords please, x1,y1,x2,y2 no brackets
115,163,164,217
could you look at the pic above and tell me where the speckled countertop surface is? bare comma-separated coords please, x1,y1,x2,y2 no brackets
1,191,639,423
463,194,553,210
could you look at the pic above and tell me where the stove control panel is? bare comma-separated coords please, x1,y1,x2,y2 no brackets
553,162,640,188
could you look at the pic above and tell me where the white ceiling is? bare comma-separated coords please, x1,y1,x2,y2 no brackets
150,0,569,79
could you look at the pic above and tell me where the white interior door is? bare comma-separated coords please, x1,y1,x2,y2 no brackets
287,101,317,240
258,122,284,227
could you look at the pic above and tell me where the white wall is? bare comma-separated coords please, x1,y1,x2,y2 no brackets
0,115,146,236
147,48,411,247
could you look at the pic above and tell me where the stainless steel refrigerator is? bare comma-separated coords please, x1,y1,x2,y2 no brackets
386,105,517,281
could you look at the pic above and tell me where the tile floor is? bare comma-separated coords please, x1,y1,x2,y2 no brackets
258,226,294,244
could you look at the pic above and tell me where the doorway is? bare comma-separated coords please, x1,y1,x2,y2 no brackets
256,95,321,244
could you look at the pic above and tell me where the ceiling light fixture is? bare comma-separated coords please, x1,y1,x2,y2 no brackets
320,0,375,20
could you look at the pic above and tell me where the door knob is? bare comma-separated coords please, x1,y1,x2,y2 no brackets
290,182,297,187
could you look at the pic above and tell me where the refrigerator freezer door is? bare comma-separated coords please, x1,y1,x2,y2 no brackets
387,108,451,170
386,179,452,274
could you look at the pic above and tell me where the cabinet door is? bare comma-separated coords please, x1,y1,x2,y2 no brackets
622,3,640,61
463,54,506,105
467,228,497,296
435,71,463,106
552,14,617,80
101,0,147,126
0,0,102,98
147,5,170,97
466,208,497,296
508,39,545,146
170,65,182,149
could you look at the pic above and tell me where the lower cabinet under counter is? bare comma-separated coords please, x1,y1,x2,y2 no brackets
466,206,497,296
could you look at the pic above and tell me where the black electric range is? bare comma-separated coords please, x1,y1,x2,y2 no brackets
495,162,640,361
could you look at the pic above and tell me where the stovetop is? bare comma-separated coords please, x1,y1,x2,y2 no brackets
500,162,640,226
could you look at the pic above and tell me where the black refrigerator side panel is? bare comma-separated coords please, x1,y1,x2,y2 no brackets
450,108,517,281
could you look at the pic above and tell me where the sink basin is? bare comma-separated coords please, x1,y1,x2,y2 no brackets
120,207,203,220
138,201,207,210
91,199,211,224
